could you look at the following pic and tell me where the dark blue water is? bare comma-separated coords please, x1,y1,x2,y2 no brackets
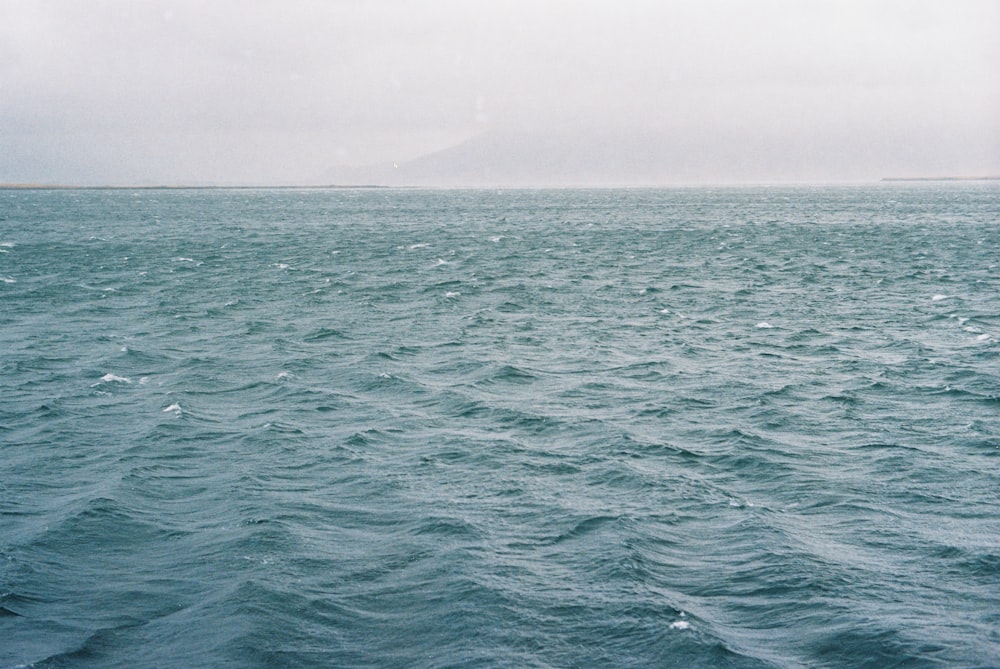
2,185,998,668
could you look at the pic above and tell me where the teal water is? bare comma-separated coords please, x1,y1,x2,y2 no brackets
1,185,998,668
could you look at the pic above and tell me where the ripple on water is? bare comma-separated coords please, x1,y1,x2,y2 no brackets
2,186,999,668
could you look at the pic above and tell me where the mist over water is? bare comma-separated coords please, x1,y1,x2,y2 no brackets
1,185,998,667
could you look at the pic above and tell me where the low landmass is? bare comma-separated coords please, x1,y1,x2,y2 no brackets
881,176,1000,182
0,183,387,190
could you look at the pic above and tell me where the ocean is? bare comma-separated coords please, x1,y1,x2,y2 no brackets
1,185,998,668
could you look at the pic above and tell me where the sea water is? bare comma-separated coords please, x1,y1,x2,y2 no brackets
1,185,998,668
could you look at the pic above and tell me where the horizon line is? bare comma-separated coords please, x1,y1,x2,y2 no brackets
2,176,998,190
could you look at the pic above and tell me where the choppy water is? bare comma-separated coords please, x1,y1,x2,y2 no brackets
2,185,998,668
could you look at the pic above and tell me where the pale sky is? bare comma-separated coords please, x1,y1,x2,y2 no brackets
1,0,997,185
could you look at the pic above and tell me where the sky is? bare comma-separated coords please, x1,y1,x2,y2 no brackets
1,0,998,186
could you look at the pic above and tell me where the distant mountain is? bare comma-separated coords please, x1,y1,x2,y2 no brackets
392,129,686,186
322,125,994,187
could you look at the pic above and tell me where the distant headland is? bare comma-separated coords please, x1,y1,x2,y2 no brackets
881,176,1000,182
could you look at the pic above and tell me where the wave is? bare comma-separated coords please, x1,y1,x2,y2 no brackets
3,186,998,668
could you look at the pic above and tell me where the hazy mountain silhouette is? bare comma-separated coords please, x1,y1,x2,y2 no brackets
322,124,989,187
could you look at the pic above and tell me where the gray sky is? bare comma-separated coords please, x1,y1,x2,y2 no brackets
1,0,997,185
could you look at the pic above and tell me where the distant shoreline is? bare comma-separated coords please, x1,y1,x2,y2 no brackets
2,178,998,190
0,184,389,190
881,176,1000,182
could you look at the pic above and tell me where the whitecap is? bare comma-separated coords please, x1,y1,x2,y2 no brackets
489,236,503,242
435,258,449,265
445,291,460,298
100,373,131,384
659,308,670,314
931,294,948,301
177,257,197,263
756,322,773,329
0,241,15,247
163,403,181,414
273,263,289,270
276,371,292,379
669,620,690,630
408,243,430,250
976,333,990,341
2,277,15,284
957,317,969,325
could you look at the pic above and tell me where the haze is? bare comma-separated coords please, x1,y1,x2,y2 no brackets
1,0,997,186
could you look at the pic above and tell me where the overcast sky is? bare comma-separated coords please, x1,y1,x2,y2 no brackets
1,0,997,185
